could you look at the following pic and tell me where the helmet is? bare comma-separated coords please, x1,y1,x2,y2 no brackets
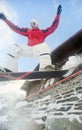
30,19,38,28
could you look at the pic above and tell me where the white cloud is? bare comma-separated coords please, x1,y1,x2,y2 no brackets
0,0,18,20
0,0,19,67
0,0,18,49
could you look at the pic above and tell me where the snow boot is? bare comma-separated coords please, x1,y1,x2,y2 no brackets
42,65,55,71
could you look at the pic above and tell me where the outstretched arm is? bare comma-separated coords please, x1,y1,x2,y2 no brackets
42,5,62,37
0,13,28,36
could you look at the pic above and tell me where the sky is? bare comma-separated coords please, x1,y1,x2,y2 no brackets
0,0,82,71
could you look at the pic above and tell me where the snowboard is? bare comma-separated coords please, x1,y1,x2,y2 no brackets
0,69,74,82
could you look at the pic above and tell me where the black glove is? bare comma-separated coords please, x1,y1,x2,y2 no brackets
0,13,6,20
57,5,62,15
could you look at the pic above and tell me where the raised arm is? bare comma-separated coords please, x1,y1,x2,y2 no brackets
0,13,28,36
42,5,62,37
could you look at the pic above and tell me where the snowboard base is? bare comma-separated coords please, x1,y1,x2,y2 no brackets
0,69,69,82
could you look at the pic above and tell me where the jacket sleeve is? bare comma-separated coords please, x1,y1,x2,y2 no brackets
5,19,28,36
42,14,60,37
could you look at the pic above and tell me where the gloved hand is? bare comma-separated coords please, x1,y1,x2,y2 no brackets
0,13,6,20
57,5,62,15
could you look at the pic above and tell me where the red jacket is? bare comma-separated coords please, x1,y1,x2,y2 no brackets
5,14,60,46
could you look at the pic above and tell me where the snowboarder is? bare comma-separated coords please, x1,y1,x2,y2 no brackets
0,5,62,72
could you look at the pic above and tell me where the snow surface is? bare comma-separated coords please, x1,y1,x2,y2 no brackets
62,55,82,70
